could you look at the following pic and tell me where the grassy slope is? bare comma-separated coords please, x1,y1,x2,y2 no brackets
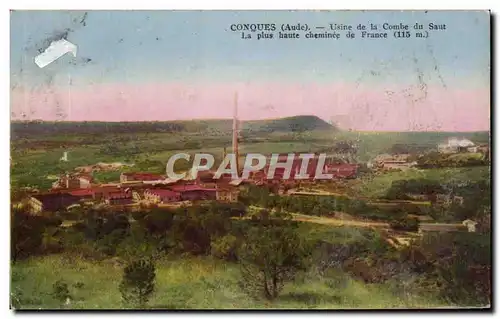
352,166,490,198
11,255,448,310
11,223,451,309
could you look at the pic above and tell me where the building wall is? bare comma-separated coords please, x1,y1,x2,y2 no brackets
79,178,92,188
28,197,43,214
145,191,181,203
181,190,216,201
216,190,238,202
120,174,129,183
132,191,142,202
144,192,161,204
66,178,81,189
164,194,181,202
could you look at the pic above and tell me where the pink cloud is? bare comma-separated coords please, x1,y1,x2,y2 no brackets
11,82,490,131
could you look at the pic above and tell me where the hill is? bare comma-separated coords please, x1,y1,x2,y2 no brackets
11,115,335,138
243,115,334,133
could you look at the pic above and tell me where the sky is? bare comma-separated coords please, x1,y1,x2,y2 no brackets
10,10,490,131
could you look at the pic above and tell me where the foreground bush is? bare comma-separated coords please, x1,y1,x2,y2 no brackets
237,213,310,300
211,234,240,261
119,259,156,308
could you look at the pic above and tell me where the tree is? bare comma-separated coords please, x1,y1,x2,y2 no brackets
237,213,310,300
168,205,231,255
119,258,156,308
143,208,174,235
102,214,131,237
116,226,164,261
11,208,56,261
211,234,240,261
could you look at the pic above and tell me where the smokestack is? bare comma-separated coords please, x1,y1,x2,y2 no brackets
232,92,240,174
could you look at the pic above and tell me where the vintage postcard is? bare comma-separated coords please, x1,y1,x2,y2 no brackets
10,10,491,310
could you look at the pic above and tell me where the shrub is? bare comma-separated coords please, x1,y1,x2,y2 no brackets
73,282,85,289
52,280,71,303
11,209,48,261
211,234,239,261
169,206,231,255
237,213,310,300
143,209,174,234
389,217,420,232
119,259,156,308
102,214,130,237
417,232,491,306
343,258,379,283
131,211,147,222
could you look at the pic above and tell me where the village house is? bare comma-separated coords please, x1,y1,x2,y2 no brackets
168,184,217,201
66,189,96,203
325,163,359,179
28,193,81,214
84,185,123,202
52,173,93,189
438,137,476,154
467,145,479,153
215,187,239,202
462,219,478,233
371,154,416,171
144,189,181,204
103,190,133,205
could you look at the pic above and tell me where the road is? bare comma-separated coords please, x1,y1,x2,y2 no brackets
290,213,389,228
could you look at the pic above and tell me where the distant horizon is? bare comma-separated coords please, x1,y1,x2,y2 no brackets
9,116,491,134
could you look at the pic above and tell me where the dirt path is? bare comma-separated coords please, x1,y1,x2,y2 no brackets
291,214,463,230
235,214,389,229
290,213,389,228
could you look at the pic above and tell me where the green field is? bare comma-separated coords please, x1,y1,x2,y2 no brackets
12,221,450,310
11,254,449,310
10,118,490,190
352,166,491,199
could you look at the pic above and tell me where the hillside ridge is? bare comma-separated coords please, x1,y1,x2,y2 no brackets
11,115,336,137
